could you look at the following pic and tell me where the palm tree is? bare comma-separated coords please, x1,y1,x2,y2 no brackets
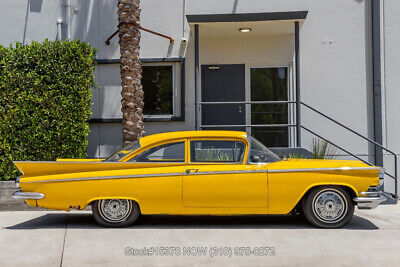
117,0,144,143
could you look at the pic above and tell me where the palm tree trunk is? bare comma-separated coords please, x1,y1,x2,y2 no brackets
118,0,144,143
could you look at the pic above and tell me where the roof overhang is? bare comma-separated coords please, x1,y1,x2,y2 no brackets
186,11,308,24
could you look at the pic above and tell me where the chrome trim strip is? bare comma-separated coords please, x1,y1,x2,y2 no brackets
268,167,380,173
19,167,378,184
184,170,267,176
13,161,183,164
12,190,44,200
185,170,267,175
20,170,268,184
20,172,184,184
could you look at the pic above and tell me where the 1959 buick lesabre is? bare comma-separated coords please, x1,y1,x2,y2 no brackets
12,131,386,228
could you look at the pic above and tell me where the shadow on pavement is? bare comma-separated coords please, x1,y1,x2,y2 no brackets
5,213,378,230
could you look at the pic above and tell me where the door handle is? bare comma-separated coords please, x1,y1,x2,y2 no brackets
238,106,243,114
185,169,199,174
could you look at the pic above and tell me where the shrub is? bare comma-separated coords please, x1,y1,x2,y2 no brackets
0,40,96,180
312,138,339,159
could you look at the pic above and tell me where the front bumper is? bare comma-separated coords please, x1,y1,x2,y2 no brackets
12,190,44,200
353,191,386,209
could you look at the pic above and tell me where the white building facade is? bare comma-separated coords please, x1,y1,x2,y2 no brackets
0,0,399,195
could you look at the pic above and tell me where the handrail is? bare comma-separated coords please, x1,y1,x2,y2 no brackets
301,101,397,160
301,101,397,196
199,100,296,105
201,124,297,128
302,126,397,196
301,126,372,166
196,100,398,198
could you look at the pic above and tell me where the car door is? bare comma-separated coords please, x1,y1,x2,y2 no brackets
182,138,268,208
125,139,187,212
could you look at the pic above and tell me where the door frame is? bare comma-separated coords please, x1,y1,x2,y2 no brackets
198,63,295,147
247,64,295,147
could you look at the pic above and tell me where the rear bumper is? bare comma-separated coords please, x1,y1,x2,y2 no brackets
12,190,44,200
354,191,386,209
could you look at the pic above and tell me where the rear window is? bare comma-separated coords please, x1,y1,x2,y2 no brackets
128,142,185,162
104,141,141,162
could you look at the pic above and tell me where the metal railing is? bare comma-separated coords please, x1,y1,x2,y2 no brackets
198,100,398,199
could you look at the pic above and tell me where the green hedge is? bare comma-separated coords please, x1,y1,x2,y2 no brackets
0,40,96,180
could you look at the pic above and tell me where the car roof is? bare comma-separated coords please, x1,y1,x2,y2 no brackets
139,130,247,147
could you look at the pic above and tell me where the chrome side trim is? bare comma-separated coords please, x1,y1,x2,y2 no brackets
13,161,182,164
20,170,268,184
12,190,44,200
18,167,377,184
184,170,268,176
20,172,184,184
268,167,380,173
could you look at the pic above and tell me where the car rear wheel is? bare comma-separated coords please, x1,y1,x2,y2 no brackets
92,199,140,227
302,186,354,228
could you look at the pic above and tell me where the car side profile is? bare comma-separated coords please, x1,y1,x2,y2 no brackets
12,131,386,228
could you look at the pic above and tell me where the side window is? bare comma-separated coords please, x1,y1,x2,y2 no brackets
190,140,245,163
128,142,185,162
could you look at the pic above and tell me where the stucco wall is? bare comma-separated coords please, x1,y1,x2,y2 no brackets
0,1,396,165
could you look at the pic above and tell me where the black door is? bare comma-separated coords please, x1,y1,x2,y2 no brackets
201,64,245,131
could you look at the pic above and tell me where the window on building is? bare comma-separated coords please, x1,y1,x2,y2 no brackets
128,142,185,162
190,140,245,163
142,65,173,115
250,67,289,147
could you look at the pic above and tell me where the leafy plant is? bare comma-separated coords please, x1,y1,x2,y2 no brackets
195,149,233,162
0,40,96,180
288,153,307,159
312,138,339,159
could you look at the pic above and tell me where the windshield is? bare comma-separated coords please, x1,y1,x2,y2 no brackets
104,141,141,162
248,136,281,163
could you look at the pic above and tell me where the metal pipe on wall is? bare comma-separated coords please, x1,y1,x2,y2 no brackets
372,0,383,167
194,24,200,130
295,21,301,147
56,18,63,40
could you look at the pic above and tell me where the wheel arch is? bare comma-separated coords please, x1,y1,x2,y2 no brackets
291,183,358,213
85,196,142,211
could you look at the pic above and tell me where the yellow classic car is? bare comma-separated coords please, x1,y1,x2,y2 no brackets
12,131,386,228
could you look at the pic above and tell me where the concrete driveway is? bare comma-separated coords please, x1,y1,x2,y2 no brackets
1,205,400,267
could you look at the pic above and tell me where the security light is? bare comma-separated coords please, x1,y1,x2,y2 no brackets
239,27,251,33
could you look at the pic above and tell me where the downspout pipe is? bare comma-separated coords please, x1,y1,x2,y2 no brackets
57,18,63,40
194,24,200,130
372,0,383,166
295,21,301,147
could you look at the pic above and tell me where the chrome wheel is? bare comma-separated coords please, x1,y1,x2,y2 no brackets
312,189,347,224
98,199,132,223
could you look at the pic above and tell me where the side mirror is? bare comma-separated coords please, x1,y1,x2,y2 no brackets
250,155,261,162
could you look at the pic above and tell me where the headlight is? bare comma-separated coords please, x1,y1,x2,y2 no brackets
15,176,21,189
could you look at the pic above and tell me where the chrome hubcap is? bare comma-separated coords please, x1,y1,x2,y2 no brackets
99,199,131,222
312,190,347,223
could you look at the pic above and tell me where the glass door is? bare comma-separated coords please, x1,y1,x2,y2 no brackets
250,67,289,147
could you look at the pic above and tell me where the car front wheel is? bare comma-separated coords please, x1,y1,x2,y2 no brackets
302,186,354,228
92,199,140,227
